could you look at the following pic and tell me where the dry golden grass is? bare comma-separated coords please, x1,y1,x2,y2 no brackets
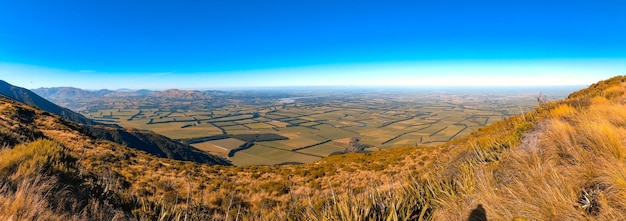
2,76,626,220
0,176,60,221
0,139,128,220
429,82,626,220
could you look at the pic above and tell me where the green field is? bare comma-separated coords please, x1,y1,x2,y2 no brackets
206,138,246,150
296,143,344,157
229,145,321,165
78,88,568,165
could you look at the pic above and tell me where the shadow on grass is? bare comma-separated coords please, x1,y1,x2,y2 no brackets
467,204,487,221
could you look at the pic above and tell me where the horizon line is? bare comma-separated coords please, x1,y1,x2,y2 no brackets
28,84,589,92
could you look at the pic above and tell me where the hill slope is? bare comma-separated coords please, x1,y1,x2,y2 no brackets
421,76,626,220
83,125,230,164
1,76,625,220
0,80,95,125
0,80,229,165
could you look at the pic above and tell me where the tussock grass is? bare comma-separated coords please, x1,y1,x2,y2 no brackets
0,139,127,220
0,175,59,221
429,80,626,220
2,76,626,220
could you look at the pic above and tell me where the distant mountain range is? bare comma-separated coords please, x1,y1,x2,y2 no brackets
32,87,220,100
0,80,230,165
30,85,295,112
31,86,227,111
32,87,158,101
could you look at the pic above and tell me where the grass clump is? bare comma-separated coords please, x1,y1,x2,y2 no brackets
0,139,128,220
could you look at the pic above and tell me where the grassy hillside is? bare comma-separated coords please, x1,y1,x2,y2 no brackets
82,125,231,165
423,75,626,220
0,80,230,165
0,76,625,220
0,80,95,125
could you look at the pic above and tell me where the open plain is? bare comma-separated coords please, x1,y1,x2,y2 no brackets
59,86,578,165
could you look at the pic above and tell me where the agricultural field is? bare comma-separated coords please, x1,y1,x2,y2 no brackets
73,86,577,165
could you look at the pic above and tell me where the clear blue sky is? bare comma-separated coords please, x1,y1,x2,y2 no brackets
1,0,625,89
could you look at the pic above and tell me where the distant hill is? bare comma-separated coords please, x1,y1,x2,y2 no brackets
33,86,233,112
135,89,156,95
33,86,214,101
31,86,99,102
1,80,229,165
32,87,158,101
1,81,95,125
152,89,211,99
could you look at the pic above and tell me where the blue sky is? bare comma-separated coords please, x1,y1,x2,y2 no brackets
1,0,625,89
